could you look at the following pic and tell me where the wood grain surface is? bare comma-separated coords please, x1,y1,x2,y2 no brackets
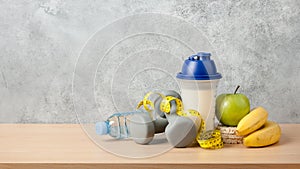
0,124,299,169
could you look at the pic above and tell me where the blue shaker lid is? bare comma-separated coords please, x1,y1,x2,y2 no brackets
176,52,222,80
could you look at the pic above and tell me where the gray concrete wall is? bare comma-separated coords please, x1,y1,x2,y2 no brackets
0,0,299,123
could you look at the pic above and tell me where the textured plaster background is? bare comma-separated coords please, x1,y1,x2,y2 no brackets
0,0,299,123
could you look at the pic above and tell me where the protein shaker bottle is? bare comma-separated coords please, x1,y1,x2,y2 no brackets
176,52,222,131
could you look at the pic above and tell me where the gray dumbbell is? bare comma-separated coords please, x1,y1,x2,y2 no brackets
129,90,181,145
130,90,200,147
164,113,200,148
154,91,200,148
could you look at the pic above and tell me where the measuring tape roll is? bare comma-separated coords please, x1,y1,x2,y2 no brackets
197,130,224,149
159,96,223,149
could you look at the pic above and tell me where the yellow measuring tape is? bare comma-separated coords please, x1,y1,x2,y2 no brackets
136,92,164,119
137,92,223,149
198,130,223,149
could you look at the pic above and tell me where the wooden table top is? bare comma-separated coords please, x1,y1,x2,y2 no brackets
0,124,299,169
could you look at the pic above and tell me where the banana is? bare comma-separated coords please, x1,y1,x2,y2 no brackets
236,107,268,136
243,121,281,147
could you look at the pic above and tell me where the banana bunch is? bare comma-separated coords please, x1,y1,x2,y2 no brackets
236,107,281,147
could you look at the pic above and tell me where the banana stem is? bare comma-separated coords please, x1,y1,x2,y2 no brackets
234,85,240,94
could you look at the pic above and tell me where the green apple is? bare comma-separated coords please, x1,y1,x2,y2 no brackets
215,86,250,126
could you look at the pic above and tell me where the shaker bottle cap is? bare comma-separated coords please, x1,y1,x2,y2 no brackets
176,52,222,80
96,121,109,135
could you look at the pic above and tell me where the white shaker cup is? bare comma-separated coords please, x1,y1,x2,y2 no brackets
176,52,222,131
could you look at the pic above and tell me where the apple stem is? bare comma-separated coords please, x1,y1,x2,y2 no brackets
234,85,240,94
